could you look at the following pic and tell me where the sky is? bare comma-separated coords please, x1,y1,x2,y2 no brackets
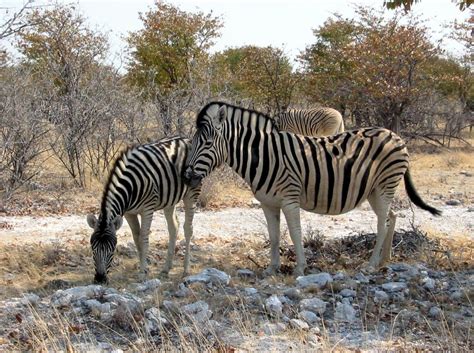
1,0,471,66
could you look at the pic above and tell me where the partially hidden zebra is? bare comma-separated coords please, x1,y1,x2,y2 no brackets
183,102,441,276
274,107,344,137
87,137,200,284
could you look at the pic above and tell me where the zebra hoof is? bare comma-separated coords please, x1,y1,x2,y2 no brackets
262,266,278,277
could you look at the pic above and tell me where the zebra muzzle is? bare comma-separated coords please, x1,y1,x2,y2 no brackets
183,167,202,187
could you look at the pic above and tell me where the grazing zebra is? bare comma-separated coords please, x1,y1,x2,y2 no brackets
87,137,200,284
274,107,345,137
183,102,441,276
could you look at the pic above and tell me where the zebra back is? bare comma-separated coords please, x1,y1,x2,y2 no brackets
100,137,191,225
275,107,344,137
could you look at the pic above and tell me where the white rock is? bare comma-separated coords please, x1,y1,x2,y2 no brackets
102,293,142,313
299,298,327,315
145,307,169,333
136,278,161,292
183,300,212,323
374,290,389,303
243,287,258,296
289,318,309,330
334,272,346,281
184,268,230,286
339,289,357,298
382,282,407,293
265,295,283,317
298,310,319,325
262,322,287,335
283,288,302,300
421,277,436,290
429,306,443,319
296,273,333,289
84,299,111,315
51,285,108,307
21,293,41,306
175,283,191,298
334,302,356,322
162,300,180,312
355,273,370,284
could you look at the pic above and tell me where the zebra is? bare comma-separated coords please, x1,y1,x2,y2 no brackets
87,136,200,284
183,102,441,276
274,107,345,137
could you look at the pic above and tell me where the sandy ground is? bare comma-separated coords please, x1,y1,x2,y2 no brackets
0,203,472,245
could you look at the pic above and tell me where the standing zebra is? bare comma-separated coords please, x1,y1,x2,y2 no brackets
87,137,200,284
183,102,441,276
274,107,344,137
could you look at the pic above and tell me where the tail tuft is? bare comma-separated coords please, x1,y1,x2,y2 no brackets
404,169,442,216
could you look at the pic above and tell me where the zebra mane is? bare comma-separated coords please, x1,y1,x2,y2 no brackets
99,144,139,219
196,101,277,130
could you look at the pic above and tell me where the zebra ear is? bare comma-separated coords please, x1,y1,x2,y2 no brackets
87,214,98,229
112,215,123,231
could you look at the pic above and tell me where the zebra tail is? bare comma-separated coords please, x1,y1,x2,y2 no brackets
404,168,442,216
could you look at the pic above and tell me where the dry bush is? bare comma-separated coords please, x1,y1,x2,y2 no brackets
198,165,252,209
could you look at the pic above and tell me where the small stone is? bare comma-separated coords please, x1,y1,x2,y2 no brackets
283,287,302,300
429,306,442,319
136,278,161,292
84,299,111,315
299,298,327,315
237,269,255,279
445,199,461,206
460,170,473,177
243,287,258,296
339,289,357,298
296,273,333,289
334,302,356,322
289,318,309,330
145,307,169,333
184,268,230,286
265,295,283,317
21,293,41,306
298,310,319,325
467,207,474,212
355,272,370,284
421,277,436,290
382,282,407,293
183,300,212,323
374,290,389,303
162,300,180,313
450,291,463,301
388,263,419,280
333,272,346,281
175,283,191,298
262,322,287,335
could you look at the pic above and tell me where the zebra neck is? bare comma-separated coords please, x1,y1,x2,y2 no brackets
100,192,124,223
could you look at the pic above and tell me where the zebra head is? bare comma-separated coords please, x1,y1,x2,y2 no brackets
184,102,228,187
86,214,123,284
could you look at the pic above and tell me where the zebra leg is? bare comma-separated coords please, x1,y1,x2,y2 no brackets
380,210,396,265
367,192,390,269
162,206,179,277
182,196,195,277
282,202,306,277
138,211,153,280
261,203,281,276
124,213,142,268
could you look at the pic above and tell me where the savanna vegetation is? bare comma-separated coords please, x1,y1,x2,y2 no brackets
1,1,472,206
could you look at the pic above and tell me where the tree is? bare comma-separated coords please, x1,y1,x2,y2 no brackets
127,1,223,136
16,4,115,186
384,0,472,11
300,7,438,133
212,46,300,116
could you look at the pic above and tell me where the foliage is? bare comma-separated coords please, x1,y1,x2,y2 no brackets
126,1,223,135
384,0,472,11
212,46,300,116
299,7,439,133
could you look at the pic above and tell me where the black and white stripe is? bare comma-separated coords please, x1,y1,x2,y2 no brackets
87,137,200,284
274,107,344,136
184,102,441,276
